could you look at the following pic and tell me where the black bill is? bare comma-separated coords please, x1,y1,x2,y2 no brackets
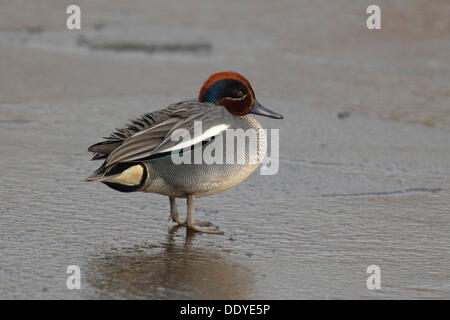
250,99,283,119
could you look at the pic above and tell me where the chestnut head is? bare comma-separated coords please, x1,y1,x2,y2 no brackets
199,71,283,119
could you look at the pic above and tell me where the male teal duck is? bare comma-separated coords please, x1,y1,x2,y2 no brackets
86,72,283,234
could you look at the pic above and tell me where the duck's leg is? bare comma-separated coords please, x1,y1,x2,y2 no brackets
186,195,224,234
169,196,185,225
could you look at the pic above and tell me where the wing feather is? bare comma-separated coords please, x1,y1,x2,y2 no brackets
105,106,231,166
87,101,233,176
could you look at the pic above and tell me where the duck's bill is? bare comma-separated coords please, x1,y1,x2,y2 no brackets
250,100,283,119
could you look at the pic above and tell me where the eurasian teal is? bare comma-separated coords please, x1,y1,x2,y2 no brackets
86,72,283,234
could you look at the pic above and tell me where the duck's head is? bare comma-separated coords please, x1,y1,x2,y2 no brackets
198,71,283,119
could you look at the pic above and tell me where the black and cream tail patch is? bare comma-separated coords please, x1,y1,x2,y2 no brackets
103,164,144,186
91,163,148,193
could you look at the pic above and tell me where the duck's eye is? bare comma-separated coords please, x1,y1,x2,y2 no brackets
236,90,244,98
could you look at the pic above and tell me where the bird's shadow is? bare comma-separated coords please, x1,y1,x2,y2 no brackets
85,227,253,299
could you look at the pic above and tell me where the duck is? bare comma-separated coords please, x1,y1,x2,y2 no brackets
86,71,283,234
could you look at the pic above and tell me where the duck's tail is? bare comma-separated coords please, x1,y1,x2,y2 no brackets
85,162,148,193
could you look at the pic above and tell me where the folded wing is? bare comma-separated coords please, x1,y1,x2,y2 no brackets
86,101,231,181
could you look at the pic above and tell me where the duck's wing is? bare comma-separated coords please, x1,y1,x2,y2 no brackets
86,101,231,181
88,100,190,160
105,105,231,166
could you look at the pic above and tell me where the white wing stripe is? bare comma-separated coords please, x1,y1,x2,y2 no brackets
160,123,229,153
